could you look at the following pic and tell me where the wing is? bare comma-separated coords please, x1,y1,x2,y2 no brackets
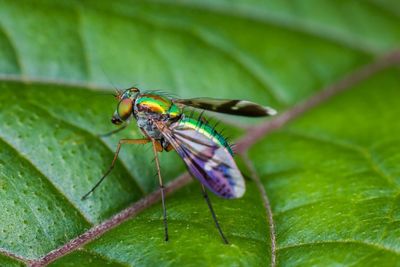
155,118,245,199
173,97,277,117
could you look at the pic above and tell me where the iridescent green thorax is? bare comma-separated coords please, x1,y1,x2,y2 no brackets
135,93,180,118
178,117,233,155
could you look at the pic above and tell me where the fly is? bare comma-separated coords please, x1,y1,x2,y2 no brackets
82,87,277,244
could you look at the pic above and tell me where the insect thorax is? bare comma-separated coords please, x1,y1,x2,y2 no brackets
133,93,181,140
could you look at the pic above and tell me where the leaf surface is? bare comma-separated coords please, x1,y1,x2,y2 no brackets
0,0,399,266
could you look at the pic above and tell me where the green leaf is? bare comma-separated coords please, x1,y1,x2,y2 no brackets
0,254,24,267
0,0,399,266
249,69,400,265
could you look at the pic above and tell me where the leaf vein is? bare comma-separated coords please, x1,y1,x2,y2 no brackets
283,129,399,188
101,9,284,105
274,195,395,217
142,0,380,54
0,22,24,75
277,240,400,256
26,100,147,196
0,134,93,226
241,154,276,267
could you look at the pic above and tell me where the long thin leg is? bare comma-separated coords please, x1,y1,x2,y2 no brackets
151,140,169,241
81,138,150,200
201,184,229,244
99,124,128,138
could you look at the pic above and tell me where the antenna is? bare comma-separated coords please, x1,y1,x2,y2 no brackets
100,65,119,91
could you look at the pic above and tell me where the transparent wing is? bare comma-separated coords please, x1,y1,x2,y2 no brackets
156,119,245,199
173,97,277,117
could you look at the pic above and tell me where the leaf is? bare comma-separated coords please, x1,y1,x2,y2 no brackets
0,0,399,266
249,69,400,265
0,254,23,267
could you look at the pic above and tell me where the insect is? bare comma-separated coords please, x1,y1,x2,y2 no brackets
82,87,277,243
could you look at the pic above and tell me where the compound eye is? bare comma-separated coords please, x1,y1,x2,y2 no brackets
117,98,133,121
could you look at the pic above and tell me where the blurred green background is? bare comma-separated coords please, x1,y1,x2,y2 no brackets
0,1,399,266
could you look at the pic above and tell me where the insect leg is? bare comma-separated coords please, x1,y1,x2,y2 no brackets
151,140,169,241
98,124,128,138
201,184,229,244
81,138,150,200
